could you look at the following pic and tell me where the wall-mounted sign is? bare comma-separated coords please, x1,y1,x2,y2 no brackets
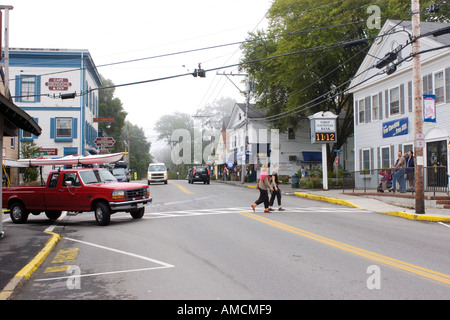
423,94,436,123
382,117,408,138
38,148,58,156
45,78,72,91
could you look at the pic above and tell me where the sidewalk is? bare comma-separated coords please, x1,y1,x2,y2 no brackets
215,179,450,222
0,222,60,300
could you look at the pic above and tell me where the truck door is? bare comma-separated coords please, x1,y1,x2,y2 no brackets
58,173,83,211
45,172,61,210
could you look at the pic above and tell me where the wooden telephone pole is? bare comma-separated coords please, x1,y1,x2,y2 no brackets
412,0,425,214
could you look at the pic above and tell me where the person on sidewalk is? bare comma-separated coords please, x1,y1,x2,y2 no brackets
251,164,273,213
223,166,228,181
405,150,415,191
390,151,406,193
268,164,285,211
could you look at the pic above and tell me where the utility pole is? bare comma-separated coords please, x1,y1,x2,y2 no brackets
242,77,252,184
0,6,13,96
412,0,425,214
216,72,252,184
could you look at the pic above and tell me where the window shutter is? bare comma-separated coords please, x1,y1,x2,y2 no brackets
385,89,389,118
446,67,450,103
365,96,371,123
370,148,374,171
408,81,413,112
15,76,21,103
355,100,358,125
378,92,383,120
72,118,78,139
359,149,363,171
50,118,55,139
35,76,41,103
400,84,405,114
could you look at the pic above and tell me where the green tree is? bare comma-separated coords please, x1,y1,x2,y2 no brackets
20,141,41,184
121,121,153,179
240,0,446,169
154,112,194,144
98,76,128,153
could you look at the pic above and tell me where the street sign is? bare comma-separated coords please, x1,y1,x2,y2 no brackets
93,117,116,123
94,136,115,147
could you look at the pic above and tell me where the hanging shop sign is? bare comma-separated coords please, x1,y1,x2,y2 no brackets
423,94,436,123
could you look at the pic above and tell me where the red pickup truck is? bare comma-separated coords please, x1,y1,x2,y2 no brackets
2,168,152,226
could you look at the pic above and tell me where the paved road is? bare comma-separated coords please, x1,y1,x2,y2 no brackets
10,180,450,300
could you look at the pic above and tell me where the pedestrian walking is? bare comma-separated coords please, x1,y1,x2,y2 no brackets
268,164,285,211
223,167,228,181
251,164,273,213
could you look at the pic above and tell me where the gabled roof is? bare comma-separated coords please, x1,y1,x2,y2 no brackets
226,103,267,130
349,19,450,93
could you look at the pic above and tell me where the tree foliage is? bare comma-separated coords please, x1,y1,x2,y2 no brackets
98,76,128,153
240,0,447,168
20,141,40,184
98,77,153,178
121,121,153,179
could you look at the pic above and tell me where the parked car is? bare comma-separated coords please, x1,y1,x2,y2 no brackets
147,163,168,184
188,166,210,184
110,161,130,182
111,167,130,182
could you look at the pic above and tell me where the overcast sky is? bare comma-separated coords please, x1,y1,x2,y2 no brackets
5,0,273,150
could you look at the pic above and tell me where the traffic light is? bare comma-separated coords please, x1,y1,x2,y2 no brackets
192,63,206,78
197,68,206,78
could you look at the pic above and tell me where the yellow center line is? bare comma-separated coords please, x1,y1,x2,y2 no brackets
170,181,194,195
237,211,450,286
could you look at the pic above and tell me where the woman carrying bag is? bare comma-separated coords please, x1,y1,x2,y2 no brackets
251,164,273,213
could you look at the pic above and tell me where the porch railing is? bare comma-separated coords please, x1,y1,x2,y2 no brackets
342,166,449,196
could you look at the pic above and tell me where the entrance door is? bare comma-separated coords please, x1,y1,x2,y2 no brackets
426,140,448,188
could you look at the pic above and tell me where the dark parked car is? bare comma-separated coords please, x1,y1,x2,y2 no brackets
188,166,210,184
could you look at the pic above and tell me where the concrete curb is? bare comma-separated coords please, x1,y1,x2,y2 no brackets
293,191,450,222
294,192,363,209
0,232,61,300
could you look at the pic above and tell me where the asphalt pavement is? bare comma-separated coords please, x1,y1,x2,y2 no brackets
1,180,450,300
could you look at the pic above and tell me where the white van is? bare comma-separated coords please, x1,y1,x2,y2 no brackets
147,163,168,185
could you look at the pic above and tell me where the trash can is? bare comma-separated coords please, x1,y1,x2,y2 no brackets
247,172,253,183
291,173,299,188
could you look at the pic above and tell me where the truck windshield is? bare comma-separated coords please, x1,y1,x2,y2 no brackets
149,165,166,172
79,170,117,184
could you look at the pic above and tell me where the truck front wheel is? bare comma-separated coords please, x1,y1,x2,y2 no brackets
94,202,111,226
10,202,29,224
130,207,145,219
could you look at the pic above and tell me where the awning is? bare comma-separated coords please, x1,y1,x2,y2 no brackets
302,151,322,163
0,93,41,136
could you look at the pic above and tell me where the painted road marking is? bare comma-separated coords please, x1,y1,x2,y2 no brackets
170,181,194,195
143,206,366,219
36,237,174,282
44,248,79,274
238,211,450,286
